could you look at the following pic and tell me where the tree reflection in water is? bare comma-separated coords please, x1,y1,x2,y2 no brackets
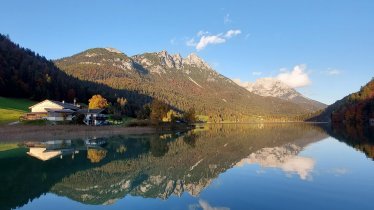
2,123,372,210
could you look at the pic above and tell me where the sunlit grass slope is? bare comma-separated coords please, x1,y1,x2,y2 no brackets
0,97,35,124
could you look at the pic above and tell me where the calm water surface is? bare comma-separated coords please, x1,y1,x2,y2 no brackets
0,124,373,210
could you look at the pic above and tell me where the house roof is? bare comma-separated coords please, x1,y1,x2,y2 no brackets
45,108,75,113
29,99,79,110
77,109,105,114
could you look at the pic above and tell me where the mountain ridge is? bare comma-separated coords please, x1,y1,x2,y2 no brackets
55,47,319,121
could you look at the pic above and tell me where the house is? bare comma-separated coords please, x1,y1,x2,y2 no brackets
370,118,374,126
77,109,108,126
24,99,109,125
25,99,79,121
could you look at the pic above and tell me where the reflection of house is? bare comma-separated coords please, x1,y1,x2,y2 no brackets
26,140,78,161
27,147,77,161
78,109,108,126
26,100,79,121
26,138,107,162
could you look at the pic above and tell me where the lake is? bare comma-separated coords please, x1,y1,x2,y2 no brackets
0,123,373,210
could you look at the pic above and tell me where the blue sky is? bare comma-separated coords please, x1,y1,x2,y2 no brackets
1,0,373,104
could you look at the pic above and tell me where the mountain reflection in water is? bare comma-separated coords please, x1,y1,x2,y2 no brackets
0,123,373,210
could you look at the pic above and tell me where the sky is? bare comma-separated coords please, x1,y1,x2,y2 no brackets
1,0,373,105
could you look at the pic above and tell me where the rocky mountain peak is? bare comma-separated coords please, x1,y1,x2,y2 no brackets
156,50,182,69
244,78,300,99
183,53,211,69
235,77,326,111
105,47,123,54
172,53,183,69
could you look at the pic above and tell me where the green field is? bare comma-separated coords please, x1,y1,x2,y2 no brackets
0,97,36,124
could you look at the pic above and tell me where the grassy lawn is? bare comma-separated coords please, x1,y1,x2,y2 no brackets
0,109,25,123
0,143,19,152
0,97,35,111
0,146,27,159
0,97,36,124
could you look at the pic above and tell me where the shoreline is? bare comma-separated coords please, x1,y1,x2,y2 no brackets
0,121,329,142
0,125,157,142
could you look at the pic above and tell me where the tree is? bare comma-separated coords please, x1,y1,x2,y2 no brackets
183,108,196,123
117,97,127,108
89,94,109,109
87,149,107,163
66,88,76,102
150,99,169,123
116,97,129,116
163,109,177,122
136,104,151,119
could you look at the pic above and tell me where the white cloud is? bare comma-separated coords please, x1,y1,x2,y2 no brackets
252,71,262,76
186,38,197,47
232,78,250,87
197,30,209,37
276,64,311,88
189,200,230,210
224,30,241,38
187,29,241,51
236,146,315,181
232,65,311,89
170,38,177,45
325,68,341,75
224,13,232,24
196,35,226,51
327,167,349,176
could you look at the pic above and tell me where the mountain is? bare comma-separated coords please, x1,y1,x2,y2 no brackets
0,34,150,108
236,78,326,112
310,78,374,123
55,48,315,121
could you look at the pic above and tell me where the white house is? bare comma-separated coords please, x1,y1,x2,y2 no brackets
27,100,79,121
370,118,374,126
77,109,108,126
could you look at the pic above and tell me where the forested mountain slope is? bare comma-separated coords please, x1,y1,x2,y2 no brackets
309,78,374,123
55,48,314,121
0,34,150,110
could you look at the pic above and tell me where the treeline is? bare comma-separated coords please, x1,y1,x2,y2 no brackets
308,78,374,123
0,34,150,116
331,78,374,125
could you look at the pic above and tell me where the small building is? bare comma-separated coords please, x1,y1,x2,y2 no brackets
26,100,79,121
78,109,108,126
370,118,374,126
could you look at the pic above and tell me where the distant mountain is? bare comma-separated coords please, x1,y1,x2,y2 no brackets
55,48,315,121
236,78,326,112
310,78,374,123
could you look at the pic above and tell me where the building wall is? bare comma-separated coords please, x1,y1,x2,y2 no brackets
31,101,62,113
46,115,73,121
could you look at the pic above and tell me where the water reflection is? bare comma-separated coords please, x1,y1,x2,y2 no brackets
189,199,230,210
237,144,315,180
322,123,374,159
26,138,107,162
0,123,373,210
